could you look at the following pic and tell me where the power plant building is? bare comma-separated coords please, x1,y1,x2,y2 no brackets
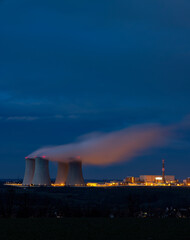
22,156,85,186
140,175,175,183
55,162,69,185
32,157,51,186
66,161,85,186
23,158,35,185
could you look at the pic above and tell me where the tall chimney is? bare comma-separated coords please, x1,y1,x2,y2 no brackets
32,157,51,186
55,162,69,185
23,158,35,185
162,159,165,183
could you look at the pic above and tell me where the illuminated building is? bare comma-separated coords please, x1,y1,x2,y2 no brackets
183,177,190,186
124,176,135,184
140,175,175,183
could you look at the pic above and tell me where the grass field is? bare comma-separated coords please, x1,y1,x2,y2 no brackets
0,218,190,240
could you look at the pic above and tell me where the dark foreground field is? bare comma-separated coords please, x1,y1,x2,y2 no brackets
1,185,190,218
1,218,190,240
1,185,190,240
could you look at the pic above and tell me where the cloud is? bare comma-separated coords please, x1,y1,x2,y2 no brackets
2,114,79,121
6,116,40,121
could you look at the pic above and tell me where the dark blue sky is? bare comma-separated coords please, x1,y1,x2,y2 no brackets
0,0,190,179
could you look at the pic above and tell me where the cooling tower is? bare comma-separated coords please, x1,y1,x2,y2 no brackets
55,162,69,184
66,160,85,186
22,158,35,185
32,157,51,186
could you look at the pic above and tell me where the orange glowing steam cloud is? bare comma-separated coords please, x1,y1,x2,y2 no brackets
27,123,171,165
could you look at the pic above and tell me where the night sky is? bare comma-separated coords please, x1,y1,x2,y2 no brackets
0,0,190,180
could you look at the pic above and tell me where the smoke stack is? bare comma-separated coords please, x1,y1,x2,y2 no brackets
162,159,165,183
22,158,35,185
66,160,85,186
32,157,51,186
55,162,69,185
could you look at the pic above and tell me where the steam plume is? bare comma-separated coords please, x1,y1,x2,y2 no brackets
27,124,170,166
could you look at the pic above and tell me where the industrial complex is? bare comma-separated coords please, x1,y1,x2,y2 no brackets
4,158,190,187
23,156,85,186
